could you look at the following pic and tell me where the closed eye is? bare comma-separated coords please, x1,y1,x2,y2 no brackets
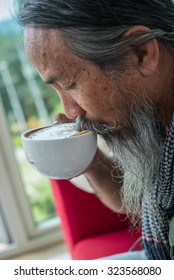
64,82,77,91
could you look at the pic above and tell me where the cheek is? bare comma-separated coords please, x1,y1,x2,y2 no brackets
74,85,113,114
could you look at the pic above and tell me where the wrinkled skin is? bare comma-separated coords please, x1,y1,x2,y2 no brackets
24,27,174,129
23,26,174,217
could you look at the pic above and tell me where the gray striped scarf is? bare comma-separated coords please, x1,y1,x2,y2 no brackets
142,113,174,259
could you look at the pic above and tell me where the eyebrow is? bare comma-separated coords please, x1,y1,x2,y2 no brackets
44,77,60,84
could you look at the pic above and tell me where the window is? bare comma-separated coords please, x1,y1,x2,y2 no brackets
0,1,64,259
0,201,13,252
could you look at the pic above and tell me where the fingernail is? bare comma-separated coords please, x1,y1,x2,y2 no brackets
50,120,59,125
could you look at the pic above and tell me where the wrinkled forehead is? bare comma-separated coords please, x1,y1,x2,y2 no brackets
24,27,66,67
23,26,90,82
24,27,63,51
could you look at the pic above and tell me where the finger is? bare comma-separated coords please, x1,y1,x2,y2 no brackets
52,113,72,124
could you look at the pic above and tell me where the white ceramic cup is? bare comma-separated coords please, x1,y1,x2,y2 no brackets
21,123,97,179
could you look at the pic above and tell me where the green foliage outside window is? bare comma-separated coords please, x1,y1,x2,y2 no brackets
0,19,63,225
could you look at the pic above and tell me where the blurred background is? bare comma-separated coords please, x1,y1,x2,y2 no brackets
0,0,68,259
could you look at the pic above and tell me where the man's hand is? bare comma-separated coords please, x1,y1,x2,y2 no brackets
52,114,123,212
52,113,73,124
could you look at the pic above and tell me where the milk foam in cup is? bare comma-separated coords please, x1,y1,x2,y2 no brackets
28,123,80,140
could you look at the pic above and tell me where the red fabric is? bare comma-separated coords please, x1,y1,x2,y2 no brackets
50,179,142,259
73,230,142,260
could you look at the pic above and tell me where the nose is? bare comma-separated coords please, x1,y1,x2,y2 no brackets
60,93,86,120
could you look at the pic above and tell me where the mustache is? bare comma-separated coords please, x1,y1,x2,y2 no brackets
75,115,125,136
75,115,137,146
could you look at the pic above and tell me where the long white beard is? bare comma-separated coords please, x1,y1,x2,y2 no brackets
104,104,165,225
76,101,165,224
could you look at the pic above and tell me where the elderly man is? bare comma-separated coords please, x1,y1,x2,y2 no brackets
19,0,174,260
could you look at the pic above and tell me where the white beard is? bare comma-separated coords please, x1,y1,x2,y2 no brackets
105,104,164,225
76,100,165,224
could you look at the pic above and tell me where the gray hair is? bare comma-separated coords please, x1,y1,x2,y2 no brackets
19,0,174,69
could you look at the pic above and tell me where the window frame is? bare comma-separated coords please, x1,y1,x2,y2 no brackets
0,100,63,259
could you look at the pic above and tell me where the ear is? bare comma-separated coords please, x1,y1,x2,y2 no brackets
123,26,160,76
